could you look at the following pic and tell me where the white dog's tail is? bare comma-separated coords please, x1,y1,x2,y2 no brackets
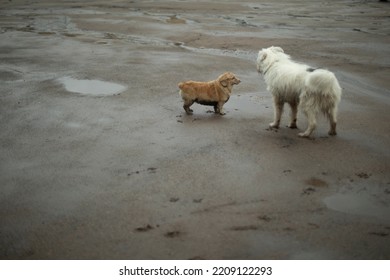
301,70,342,115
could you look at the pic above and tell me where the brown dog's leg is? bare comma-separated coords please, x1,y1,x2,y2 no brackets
216,101,225,115
183,99,194,115
214,104,219,114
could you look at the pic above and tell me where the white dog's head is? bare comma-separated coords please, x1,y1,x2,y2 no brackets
256,46,289,74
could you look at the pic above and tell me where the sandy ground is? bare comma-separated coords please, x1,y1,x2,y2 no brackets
1,0,389,259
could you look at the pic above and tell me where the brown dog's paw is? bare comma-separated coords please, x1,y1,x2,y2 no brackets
183,106,193,115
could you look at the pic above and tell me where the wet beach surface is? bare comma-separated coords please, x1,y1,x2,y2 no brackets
1,0,389,259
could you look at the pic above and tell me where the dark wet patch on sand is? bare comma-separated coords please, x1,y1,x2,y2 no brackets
135,224,154,232
164,231,183,238
305,177,329,188
230,225,259,231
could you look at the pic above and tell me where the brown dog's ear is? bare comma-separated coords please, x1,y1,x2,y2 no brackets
218,73,230,87
220,78,228,87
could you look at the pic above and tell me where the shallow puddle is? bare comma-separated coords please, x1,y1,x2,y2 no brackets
324,193,390,221
58,77,126,96
224,93,269,118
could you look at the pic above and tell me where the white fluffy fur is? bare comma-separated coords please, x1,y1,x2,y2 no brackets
256,46,342,137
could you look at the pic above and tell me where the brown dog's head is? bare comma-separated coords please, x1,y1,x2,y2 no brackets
218,72,241,87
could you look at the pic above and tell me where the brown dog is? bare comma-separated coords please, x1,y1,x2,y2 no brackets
178,72,241,115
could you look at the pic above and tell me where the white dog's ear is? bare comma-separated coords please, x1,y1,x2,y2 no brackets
270,46,284,53
259,52,267,62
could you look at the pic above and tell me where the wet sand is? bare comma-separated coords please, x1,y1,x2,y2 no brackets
0,0,389,259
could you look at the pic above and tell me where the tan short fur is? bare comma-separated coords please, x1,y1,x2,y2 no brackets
178,72,240,115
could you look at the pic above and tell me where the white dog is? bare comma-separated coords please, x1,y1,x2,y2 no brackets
256,46,342,137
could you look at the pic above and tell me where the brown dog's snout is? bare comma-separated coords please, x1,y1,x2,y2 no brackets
235,77,241,84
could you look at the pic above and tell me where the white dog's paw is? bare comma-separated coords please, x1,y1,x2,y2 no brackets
269,122,279,129
287,123,298,129
298,132,310,138
328,130,337,136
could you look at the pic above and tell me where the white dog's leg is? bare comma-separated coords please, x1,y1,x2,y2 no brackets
288,102,298,129
328,107,337,136
270,97,283,128
299,110,316,138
